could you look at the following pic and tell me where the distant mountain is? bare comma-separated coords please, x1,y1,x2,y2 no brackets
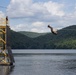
34,25,76,49
11,25,76,49
18,31,47,38
10,30,33,49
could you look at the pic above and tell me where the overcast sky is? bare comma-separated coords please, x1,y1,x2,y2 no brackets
0,0,76,32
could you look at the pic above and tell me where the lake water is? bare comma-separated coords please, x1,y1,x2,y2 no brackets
1,49,76,75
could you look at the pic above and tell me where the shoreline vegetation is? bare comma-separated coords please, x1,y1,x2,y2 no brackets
11,25,76,49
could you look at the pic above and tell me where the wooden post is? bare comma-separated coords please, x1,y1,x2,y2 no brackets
0,16,15,65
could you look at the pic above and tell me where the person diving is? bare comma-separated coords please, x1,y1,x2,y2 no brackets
48,25,57,35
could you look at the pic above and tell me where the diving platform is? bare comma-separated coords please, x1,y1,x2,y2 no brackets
0,16,15,65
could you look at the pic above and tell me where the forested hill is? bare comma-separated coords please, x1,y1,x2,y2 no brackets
18,31,47,38
34,25,76,49
11,25,76,49
10,30,33,49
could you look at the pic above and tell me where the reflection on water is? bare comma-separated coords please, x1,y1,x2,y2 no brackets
0,65,14,75
58,59,76,69
1,49,76,75
11,54,76,75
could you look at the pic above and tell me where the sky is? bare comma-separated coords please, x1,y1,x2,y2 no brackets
0,0,76,33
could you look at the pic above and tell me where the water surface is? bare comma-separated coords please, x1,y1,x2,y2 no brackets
1,49,76,75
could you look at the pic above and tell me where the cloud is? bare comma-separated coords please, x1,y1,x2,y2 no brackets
32,21,44,27
44,1,65,17
11,24,28,31
7,0,33,17
11,21,49,33
7,0,65,18
0,11,5,18
31,28,45,33
57,5,76,29
7,0,76,32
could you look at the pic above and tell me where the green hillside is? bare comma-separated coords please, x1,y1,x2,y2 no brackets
19,31,47,38
34,25,76,49
10,30,33,49
11,25,76,49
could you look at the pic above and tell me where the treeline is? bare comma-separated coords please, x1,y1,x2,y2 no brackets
19,31,47,38
10,25,76,49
